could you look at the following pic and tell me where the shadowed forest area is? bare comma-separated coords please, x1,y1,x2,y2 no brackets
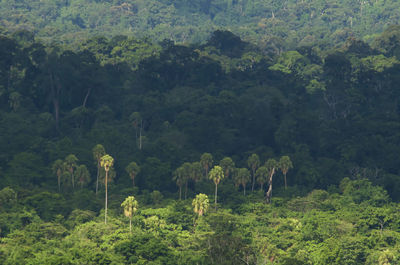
1,2,400,263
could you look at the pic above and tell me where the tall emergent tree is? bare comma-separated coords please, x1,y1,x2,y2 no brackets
100,154,114,224
200,153,213,177
209,165,225,208
125,161,140,187
121,196,138,233
279,156,293,190
92,144,105,195
265,159,278,203
192,193,209,217
52,159,64,192
64,154,78,190
220,157,235,179
248,154,260,192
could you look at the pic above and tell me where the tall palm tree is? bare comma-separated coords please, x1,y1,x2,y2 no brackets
125,161,140,187
279,156,293,190
92,144,105,195
219,157,235,179
64,154,78,190
52,159,64,192
192,193,209,217
121,196,138,233
236,168,250,195
248,154,260,192
256,166,269,191
76,165,90,189
100,154,114,224
200,153,213,177
173,167,185,200
209,165,225,209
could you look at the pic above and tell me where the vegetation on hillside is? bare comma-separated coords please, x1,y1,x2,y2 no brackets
1,23,400,264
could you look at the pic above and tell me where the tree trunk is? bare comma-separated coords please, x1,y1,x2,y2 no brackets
129,217,132,233
179,185,182,200
82,87,92,108
266,174,273,203
215,183,218,209
243,184,246,196
132,174,135,187
105,170,108,224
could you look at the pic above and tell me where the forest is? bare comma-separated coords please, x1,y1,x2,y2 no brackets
1,0,400,50
1,4,400,263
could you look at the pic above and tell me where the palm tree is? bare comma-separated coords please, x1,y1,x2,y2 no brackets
64,154,78,190
219,157,235,179
279,156,293,190
92,144,106,195
100,154,114,224
256,166,269,191
192,193,209,217
52,159,64,192
200,153,213,177
121,196,138,233
129,112,143,150
125,161,140,187
76,165,90,189
265,159,278,203
248,154,260,192
173,167,185,200
209,165,225,208
181,162,192,199
190,161,203,188
236,168,250,195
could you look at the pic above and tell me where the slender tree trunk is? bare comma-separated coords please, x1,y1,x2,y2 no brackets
179,185,182,200
82,87,92,108
105,170,108,224
251,169,255,192
215,183,218,209
132,174,135,187
96,162,100,195
129,217,132,233
266,174,273,203
243,184,246,196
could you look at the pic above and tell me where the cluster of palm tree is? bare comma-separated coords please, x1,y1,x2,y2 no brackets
53,144,141,224
52,154,90,192
173,153,293,206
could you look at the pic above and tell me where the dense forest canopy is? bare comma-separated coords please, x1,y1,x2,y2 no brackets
1,0,400,50
1,3,400,263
